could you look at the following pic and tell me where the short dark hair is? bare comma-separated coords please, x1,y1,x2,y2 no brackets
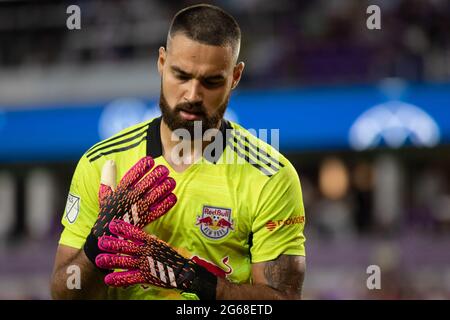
168,4,241,58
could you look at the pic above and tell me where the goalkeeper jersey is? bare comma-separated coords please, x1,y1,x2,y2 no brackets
59,116,306,300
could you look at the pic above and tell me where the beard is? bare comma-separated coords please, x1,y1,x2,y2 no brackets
159,84,229,138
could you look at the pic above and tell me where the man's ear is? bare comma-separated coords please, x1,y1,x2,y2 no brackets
157,46,166,75
232,62,245,90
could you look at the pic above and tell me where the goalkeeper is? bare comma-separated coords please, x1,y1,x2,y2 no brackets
51,4,306,300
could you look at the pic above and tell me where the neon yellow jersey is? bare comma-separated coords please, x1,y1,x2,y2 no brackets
59,117,306,300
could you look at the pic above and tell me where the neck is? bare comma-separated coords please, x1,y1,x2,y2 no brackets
160,118,222,169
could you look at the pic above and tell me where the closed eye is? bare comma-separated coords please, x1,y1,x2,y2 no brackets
202,79,224,88
175,74,190,81
170,65,225,88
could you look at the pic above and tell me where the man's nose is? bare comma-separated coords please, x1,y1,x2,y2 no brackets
185,79,203,102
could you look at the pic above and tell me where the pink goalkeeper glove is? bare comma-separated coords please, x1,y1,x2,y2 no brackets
84,156,177,265
95,220,218,300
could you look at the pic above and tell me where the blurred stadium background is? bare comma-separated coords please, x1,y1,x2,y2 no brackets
0,0,449,299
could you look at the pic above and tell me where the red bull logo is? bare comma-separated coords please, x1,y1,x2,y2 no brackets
191,256,232,278
196,205,234,239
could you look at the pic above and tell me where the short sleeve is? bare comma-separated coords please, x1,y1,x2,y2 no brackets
250,161,306,263
59,155,100,249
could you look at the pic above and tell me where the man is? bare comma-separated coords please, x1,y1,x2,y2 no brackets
51,4,306,300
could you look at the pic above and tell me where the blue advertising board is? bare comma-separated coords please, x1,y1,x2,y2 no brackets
1,82,449,162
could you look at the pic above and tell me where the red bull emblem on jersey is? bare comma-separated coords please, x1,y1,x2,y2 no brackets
196,205,234,239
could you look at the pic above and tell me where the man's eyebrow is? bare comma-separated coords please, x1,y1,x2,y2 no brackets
170,65,225,81
171,65,192,77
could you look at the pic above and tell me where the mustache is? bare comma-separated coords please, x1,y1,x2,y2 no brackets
175,101,206,115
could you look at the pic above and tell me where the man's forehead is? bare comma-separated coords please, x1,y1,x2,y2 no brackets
166,34,234,73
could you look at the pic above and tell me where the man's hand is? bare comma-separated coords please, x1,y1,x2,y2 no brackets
95,220,218,300
84,156,177,265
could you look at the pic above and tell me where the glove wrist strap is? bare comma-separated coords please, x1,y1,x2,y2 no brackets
189,264,218,300
83,232,102,266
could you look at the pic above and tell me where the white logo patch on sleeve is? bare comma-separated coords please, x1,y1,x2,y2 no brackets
65,193,80,224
